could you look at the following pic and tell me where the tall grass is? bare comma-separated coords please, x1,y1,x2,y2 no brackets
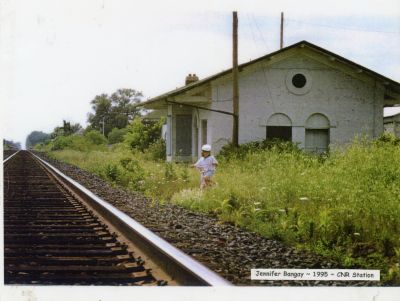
172,140,400,283
47,144,200,202
47,138,400,283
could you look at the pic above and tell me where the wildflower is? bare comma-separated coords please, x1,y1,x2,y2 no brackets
278,209,286,213
254,202,261,205
299,197,309,201
353,233,360,236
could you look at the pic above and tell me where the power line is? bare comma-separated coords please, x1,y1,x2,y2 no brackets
286,18,400,34
251,14,269,49
244,14,274,106
245,13,261,51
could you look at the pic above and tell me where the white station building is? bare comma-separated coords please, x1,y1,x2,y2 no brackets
136,41,400,162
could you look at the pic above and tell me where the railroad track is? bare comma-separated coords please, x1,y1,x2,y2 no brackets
3,151,231,286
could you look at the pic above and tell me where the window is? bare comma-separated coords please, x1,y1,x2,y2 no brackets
305,129,329,153
266,126,292,141
266,113,292,141
305,113,330,153
285,70,312,95
292,73,307,88
201,119,207,145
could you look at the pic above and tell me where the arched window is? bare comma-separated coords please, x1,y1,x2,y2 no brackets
305,113,330,153
266,113,292,141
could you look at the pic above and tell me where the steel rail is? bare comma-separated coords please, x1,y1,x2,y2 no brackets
29,152,232,286
3,150,21,164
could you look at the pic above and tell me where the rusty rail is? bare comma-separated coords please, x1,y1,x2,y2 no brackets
4,151,231,286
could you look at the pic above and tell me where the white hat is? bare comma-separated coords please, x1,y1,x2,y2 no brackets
201,144,211,151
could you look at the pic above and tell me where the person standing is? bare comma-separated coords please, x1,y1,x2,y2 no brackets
192,144,218,189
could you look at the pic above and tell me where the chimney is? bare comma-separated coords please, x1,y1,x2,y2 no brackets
185,73,199,85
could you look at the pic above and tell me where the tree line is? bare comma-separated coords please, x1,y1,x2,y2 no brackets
26,88,143,148
26,88,163,156
3,139,21,150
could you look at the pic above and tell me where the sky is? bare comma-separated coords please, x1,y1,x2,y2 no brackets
1,0,400,148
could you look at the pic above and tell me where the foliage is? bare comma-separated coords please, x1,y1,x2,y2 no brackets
25,131,51,149
48,146,199,202
46,135,400,284
51,120,82,138
172,140,400,283
108,127,128,144
375,132,400,146
124,117,164,152
164,163,177,180
42,131,106,152
218,139,301,161
50,135,86,151
84,130,107,145
87,88,143,136
119,157,146,191
145,139,166,161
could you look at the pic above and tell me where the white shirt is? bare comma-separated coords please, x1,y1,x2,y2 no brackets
194,155,218,172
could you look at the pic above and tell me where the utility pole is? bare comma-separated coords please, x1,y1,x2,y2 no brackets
280,12,284,49
232,11,239,147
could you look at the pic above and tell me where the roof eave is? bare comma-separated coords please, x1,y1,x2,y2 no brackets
134,40,400,108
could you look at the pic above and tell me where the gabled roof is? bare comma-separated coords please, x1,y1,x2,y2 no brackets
135,40,400,108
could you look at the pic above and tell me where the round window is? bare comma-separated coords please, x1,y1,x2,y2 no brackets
285,70,312,95
292,73,307,88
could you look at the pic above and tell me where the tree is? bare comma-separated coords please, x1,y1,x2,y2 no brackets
84,130,107,145
108,127,128,144
26,131,51,149
87,88,143,136
124,117,164,152
51,120,82,138
3,139,21,150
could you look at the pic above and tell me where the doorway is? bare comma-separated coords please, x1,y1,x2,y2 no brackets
201,119,208,145
175,115,192,156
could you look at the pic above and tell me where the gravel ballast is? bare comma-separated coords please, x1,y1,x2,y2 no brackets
3,150,18,160
33,152,382,286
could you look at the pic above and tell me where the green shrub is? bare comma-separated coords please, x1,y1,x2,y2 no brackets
50,135,88,151
124,117,164,152
84,130,107,145
218,139,301,161
48,131,107,151
145,139,166,161
180,164,189,182
51,136,72,150
108,127,128,144
119,157,146,191
375,132,400,146
164,162,177,180
104,163,120,182
120,157,141,173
